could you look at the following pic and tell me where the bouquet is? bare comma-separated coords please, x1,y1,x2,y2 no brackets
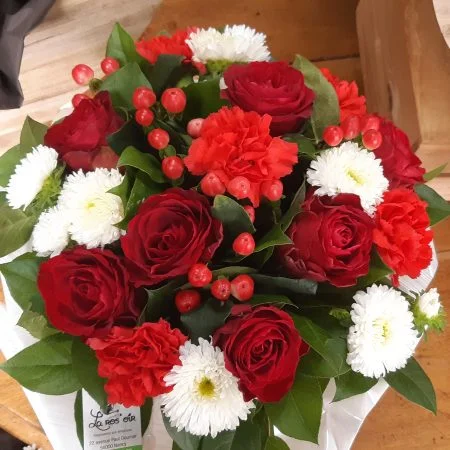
1,23,449,450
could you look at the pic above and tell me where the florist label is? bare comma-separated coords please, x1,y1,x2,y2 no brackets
82,391,142,450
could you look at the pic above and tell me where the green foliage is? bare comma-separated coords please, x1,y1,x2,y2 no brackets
249,294,295,308
143,279,185,323
17,310,58,339
333,371,378,402
149,55,186,96
117,146,165,183
292,55,339,142
162,412,202,450
0,334,81,395
107,120,150,155
141,398,153,435
414,183,450,226
262,437,290,450
279,180,306,232
74,390,84,447
283,134,318,159
353,251,393,290
252,274,317,295
384,357,437,414
423,163,447,182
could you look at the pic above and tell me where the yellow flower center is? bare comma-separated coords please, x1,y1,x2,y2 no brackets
346,168,365,185
196,377,216,399
374,318,391,342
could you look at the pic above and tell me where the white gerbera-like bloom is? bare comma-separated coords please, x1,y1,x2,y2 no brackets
417,288,441,319
347,284,418,378
58,168,124,248
6,145,58,209
160,339,253,438
306,142,389,215
186,25,271,63
32,206,70,257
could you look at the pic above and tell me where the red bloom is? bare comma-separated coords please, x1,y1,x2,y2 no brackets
213,305,309,403
37,247,140,338
373,188,433,281
321,68,366,122
374,118,425,188
184,107,298,206
44,91,123,171
88,321,187,407
278,193,374,287
222,62,315,136
121,188,223,287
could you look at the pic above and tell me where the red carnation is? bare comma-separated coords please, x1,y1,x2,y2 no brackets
213,305,309,403
37,247,140,338
374,118,425,188
44,91,123,171
321,68,366,122
373,188,433,282
88,321,187,407
121,188,223,287
222,62,315,136
278,193,374,287
184,106,298,207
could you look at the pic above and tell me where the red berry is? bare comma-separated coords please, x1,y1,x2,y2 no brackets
233,232,256,256
133,87,156,110
261,180,283,202
162,156,184,180
200,172,226,197
161,88,187,114
187,118,204,138
100,57,120,75
211,279,231,302
148,128,170,150
243,205,255,223
188,263,213,288
362,129,383,150
227,176,251,199
71,64,94,85
71,94,89,108
323,125,344,147
135,109,154,127
175,290,201,313
360,115,381,133
341,115,361,140
231,275,254,302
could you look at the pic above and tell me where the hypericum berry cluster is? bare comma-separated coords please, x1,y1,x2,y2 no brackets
322,114,382,150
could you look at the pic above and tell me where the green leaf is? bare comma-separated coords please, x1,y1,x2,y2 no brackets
333,371,378,402
173,443,183,450
106,23,148,68
0,145,23,187
252,274,317,295
0,334,81,395
162,412,202,450
283,134,318,159
149,54,186,96
212,195,256,238
141,398,153,435
385,357,437,414
181,298,232,342
298,350,346,378
250,294,295,307
118,146,165,183
265,373,322,443
0,198,37,258
254,224,292,253
182,79,229,123
415,183,450,226
74,390,84,447
72,338,107,411
17,310,59,339
263,437,290,450
292,55,339,142
354,251,393,289
20,117,48,153
0,253,45,312
101,62,152,109
107,120,150,155
279,180,306,232
423,163,447,182
212,266,257,278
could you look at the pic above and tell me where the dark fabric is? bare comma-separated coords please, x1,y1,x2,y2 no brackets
0,0,55,109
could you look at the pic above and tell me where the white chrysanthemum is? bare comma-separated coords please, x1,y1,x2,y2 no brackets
6,145,58,209
306,142,389,215
417,288,441,319
347,284,418,378
58,168,124,248
186,25,271,63
160,339,254,438
32,206,70,257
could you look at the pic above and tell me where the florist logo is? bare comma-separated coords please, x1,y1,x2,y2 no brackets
88,407,137,431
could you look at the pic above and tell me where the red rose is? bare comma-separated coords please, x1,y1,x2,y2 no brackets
373,188,433,282
184,107,298,207
88,321,187,407
320,68,366,122
121,188,223,287
374,118,425,188
222,62,315,136
37,247,140,338
44,91,124,171
278,193,374,287
213,305,308,402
